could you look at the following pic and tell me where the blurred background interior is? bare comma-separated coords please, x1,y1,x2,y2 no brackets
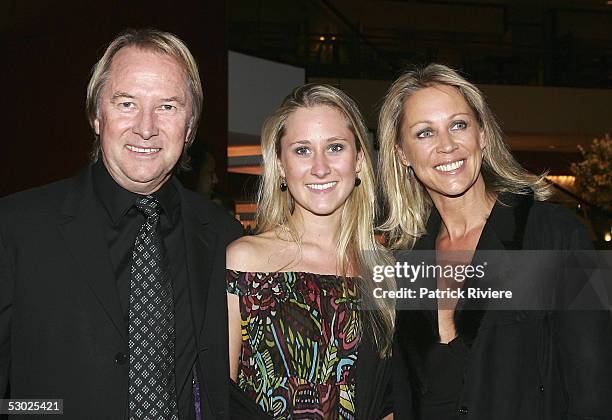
1,0,610,247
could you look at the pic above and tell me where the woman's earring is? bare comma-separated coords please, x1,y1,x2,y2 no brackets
407,166,414,176
354,177,361,187
280,178,288,191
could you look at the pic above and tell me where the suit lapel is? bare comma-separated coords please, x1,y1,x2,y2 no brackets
415,199,518,347
455,192,535,344
395,216,440,394
397,193,536,398
453,220,498,345
58,166,127,343
176,181,215,339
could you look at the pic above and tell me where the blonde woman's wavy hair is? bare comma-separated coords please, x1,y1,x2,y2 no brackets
378,64,551,249
256,83,395,356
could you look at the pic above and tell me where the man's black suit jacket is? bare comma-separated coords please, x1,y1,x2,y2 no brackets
0,165,243,419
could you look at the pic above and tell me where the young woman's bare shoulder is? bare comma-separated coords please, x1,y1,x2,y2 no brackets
226,231,287,272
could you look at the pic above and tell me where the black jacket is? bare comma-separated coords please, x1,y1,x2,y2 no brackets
393,192,612,419
0,165,243,419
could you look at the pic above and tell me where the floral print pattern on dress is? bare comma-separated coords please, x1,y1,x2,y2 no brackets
227,270,362,420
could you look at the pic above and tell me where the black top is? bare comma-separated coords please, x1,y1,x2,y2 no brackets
0,164,244,419
420,336,468,420
393,192,612,420
92,161,196,420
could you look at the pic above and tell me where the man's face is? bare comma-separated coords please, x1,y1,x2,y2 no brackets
95,47,192,194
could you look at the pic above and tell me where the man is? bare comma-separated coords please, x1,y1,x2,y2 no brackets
0,29,242,419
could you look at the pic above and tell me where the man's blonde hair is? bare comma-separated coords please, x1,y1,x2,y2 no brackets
86,28,203,170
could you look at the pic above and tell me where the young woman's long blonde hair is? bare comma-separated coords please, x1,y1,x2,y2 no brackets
378,64,551,250
256,83,395,356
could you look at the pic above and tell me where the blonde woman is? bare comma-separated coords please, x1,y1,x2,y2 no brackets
377,64,612,419
227,84,395,419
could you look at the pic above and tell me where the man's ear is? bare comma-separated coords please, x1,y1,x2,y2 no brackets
395,144,410,167
185,117,194,144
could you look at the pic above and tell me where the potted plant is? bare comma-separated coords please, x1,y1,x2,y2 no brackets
570,134,611,242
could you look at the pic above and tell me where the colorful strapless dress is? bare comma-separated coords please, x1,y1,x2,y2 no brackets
226,270,362,420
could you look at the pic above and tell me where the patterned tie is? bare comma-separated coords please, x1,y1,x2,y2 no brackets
128,195,178,420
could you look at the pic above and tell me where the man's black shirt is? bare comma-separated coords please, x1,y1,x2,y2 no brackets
92,161,196,419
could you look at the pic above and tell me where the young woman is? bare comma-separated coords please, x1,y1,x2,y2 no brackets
377,64,612,419
227,84,395,419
